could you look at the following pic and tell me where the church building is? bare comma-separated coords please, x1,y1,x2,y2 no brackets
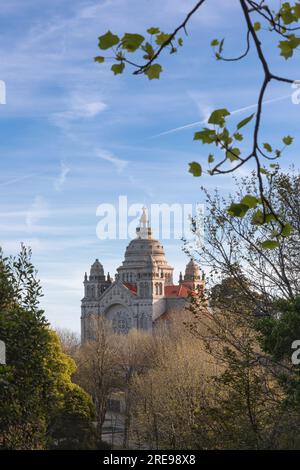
81,208,204,341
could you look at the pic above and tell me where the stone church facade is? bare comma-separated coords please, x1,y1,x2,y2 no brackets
81,208,204,341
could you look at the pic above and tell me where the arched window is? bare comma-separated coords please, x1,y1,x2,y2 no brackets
159,283,163,295
139,283,144,298
144,283,149,298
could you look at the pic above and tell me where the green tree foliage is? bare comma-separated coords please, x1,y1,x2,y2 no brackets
0,246,96,449
256,297,300,410
258,297,300,361
48,385,100,449
188,277,300,449
187,170,300,307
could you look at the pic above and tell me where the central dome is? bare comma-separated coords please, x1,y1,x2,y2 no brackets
122,237,168,267
117,208,174,285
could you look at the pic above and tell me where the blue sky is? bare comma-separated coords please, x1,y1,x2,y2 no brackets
0,0,299,332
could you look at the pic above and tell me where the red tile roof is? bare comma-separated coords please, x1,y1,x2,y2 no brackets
122,283,193,298
123,282,138,294
164,284,191,298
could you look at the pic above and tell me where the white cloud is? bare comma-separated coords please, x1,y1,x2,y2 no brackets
51,96,107,129
54,161,70,191
95,148,128,174
1,236,99,255
25,196,49,232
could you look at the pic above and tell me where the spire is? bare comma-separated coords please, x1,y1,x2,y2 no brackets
181,257,203,290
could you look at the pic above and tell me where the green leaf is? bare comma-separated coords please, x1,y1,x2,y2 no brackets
94,56,105,63
98,31,120,50
208,154,215,164
265,213,277,223
211,39,219,46
254,21,261,31
155,32,171,45
280,3,298,24
147,27,160,35
283,135,293,145
142,42,155,59
122,33,145,52
279,41,293,59
226,147,240,161
261,240,279,249
227,202,250,218
252,209,277,225
251,209,264,225
111,63,125,75
263,143,273,152
270,163,280,169
218,127,232,145
234,132,243,141
260,168,269,175
295,4,300,19
189,162,202,177
278,35,300,59
208,108,230,127
178,37,183,46
237,113,255,130
144,63,162,80
194,128,216,144
282,223,293,237
241,195,259,208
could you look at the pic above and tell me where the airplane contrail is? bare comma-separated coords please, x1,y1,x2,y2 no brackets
0,174,36,187
151,93,292,138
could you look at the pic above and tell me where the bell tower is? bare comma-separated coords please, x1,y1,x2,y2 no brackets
81,259,112,341
181,258,203,291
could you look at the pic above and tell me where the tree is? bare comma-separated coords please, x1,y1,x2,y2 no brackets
47,385,98,449
117,329,156,448
56,327,80,358
75,316,121,440
187,276,298,449
187,170,300,312
0,246,96,449
257,297,300,410
94,1,300,240
179,171,300,447
130,329,217,450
